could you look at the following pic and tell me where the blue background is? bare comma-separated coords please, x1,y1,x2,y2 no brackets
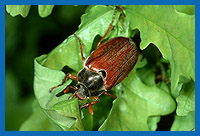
1,0,199,136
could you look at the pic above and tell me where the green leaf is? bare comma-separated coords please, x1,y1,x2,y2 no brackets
53,100,84,130
34,55,72,109
33,5,122,131
6,5,31,18
137,66,155,86
81,108,93,130
147,116,160,131
41,5,120,71
175,5,195,15
124,5,195,94
99,69,176,131
33,5,195,131
34,55,84,130
170,111,195,131
176,80,195,116
38,5,55,18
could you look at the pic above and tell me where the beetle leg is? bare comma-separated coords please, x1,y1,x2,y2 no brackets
87,98,94,115
104,91,117,99
80,97,99,109
49,73,77,93
91,96,99,105
97,6,119,48
73,33,85,62
63,85,77,94
70,91,84,100
80,96,99,115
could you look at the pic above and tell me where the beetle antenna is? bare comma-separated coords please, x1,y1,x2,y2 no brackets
73,33,85,62
97,6,119,48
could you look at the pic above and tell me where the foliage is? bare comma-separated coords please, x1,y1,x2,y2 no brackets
5,5,87,131
6,5,54,18
6,5,195,131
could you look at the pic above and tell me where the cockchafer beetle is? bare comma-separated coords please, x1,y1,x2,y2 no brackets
50,6,139,115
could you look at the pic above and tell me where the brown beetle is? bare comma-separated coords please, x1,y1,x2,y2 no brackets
50,6,139,115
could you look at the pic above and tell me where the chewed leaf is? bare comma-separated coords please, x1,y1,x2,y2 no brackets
99,69,176,131
32,5,195,131
41,5,120,72
34,55,84,130
124,5,195,94
34,55,72,110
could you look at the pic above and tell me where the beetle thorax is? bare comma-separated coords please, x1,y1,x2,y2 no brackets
76,67,105,98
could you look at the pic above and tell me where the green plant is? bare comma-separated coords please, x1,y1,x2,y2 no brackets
6,5,195,131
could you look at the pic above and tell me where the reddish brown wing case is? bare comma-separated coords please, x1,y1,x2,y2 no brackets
85,37,139,90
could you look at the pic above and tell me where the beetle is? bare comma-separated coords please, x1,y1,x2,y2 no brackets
50,6,139,115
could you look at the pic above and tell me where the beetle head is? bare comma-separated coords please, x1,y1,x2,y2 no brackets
75,83,89,100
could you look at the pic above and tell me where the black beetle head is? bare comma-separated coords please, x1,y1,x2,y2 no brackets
76,83,89,99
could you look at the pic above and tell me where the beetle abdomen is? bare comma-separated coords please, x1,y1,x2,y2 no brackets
85,37,139,90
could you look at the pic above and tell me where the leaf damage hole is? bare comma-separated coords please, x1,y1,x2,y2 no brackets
131,29,141,49
90,35,102,53
156,112,175,131
54,66,78,97
61,65,75,74
137,43,170,85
